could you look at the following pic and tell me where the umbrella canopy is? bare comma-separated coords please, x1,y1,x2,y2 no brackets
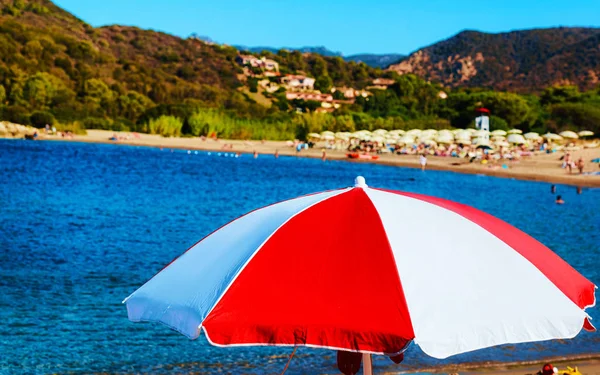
307,133,321,139
372,129,388,136
578,130,594,137
321,131,335,137
524,132,540,140
126,177,595,364
406,129,422,136
322,134,335,141
508,129,523,134
472,130,490,138
397,135,416,145
490,130,507,136
560,131,579,139
543,133,563,141
507,134,526,144
435,134,454,144
388,129,406,136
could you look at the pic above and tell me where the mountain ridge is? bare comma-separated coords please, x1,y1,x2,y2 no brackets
387,27,600,91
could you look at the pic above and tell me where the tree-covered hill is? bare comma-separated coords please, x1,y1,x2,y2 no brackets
388,28,600,92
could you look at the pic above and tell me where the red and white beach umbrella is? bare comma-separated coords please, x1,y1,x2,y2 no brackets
125,177,596,372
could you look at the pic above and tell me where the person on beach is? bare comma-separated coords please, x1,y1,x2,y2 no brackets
563,153,573,173
555,195,564,204
274,149,279,158
576,157,584,174
322,150,327,161
420,153,427,171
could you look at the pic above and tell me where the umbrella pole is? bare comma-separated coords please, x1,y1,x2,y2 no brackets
362,353,373,375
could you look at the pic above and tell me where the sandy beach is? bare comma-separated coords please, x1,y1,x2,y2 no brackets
27,130,600,188
400,357,600,375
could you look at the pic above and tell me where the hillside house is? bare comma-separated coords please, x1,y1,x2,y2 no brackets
281,74,316,91
333,87,371,99
285,92,332,102
370,78,395,89
236,55,279,72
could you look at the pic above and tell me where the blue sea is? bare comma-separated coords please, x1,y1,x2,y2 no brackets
1,139,598,375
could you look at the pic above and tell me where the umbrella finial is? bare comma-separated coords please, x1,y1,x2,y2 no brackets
354,176,368,188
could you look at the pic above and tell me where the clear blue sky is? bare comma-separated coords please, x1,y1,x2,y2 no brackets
53,0,600,55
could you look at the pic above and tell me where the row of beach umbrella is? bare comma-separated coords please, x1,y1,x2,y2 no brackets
308,128,595,146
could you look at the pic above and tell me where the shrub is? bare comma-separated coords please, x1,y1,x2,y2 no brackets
30,111,55,128
147,115,182,137
3,105,30,125
83,117,111,130
56,121,87,135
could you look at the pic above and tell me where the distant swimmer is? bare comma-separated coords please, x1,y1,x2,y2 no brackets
274,149,279,158
322,150,327,161
555,195,564,204
577,186,582,194
253,151,258,159
420,153,427,171
551,185,556,194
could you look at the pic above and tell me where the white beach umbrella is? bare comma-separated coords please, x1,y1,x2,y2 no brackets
508,129,523,134
524,132,540,140
398,135,416,145
559,131,579,139
455,130,471,140
491,135,506,142
466,128,477,133
578,130,594,138
389,129,406,136
421,129,438,137
507,134,526,144
406,129,422,137
373,129,388,136
472,130,490,138
308,133,321,139
495,140,511,148
543,133,563,141
435,134,455,144
321,131,335,136
490,130,507,136
322,134,335,141
369,135,385,144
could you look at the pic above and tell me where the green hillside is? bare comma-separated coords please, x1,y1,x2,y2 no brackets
1,0,600,139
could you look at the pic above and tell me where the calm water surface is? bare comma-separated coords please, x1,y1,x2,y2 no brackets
0,139,598,375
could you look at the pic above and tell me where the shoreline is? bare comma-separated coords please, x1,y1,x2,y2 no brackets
5,130,600,188
393,354,600,374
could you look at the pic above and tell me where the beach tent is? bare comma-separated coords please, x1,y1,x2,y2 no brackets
125,177,595,375
559,131,579,139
